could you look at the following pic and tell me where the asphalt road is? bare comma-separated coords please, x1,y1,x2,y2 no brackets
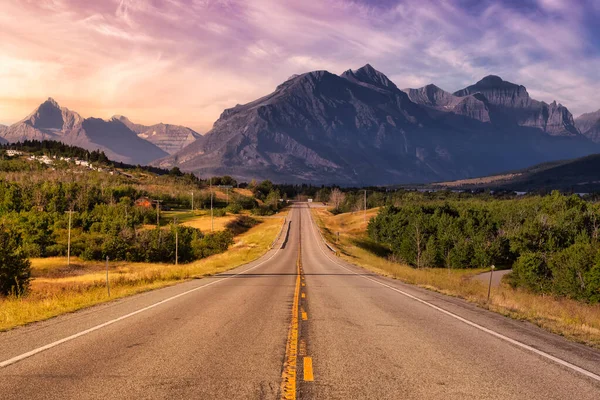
1,204,600,399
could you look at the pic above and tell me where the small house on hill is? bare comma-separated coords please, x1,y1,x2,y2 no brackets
135,197,153,208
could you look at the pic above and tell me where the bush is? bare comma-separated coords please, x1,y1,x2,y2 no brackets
225,215,258,235
226,203,242,214
0,224,31,296
213,208,227,217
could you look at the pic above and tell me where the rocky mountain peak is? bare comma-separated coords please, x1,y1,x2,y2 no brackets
575,109,600,143
46,97,60,107
341,64,397,91
403,84,459,109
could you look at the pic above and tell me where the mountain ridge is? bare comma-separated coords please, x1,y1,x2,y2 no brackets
576,109,600,143
0,99,204,165
158,65,598,184
112,115,203,155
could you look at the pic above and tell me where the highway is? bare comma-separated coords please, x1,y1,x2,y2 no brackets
1,204,600,399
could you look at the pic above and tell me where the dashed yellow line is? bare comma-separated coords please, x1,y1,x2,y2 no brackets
301,293,306,299
303,357,314,381
301,311,308,321
280,213,303,400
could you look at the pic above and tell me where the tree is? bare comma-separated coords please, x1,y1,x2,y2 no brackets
330,188,345,210
169,167,183,177
0,224,31,296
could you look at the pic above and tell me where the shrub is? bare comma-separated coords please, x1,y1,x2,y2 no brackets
0,224,31,296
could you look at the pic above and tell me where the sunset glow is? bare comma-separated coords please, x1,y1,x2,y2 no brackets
1,0,599,132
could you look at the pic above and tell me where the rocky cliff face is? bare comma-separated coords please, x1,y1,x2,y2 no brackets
158,65,597,184
453,76,580,136
576,110,600,143
113,116,202,155
0,99,168,164
158,66,467,184
404,85,490,122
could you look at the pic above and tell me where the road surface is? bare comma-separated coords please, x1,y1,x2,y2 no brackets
1,204,599,399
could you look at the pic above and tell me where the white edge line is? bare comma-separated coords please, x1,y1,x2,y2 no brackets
0,218,290,369
305,207,600,383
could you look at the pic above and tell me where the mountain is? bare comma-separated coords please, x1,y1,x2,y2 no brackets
112,116,202,155
0,125,6,144
0,98,168,164
452,75,580,136
157,66,475,184
576,110,600,143
158,65,597,184
403,84,490,122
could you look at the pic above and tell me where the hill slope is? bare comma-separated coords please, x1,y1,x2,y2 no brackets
434,153,600,192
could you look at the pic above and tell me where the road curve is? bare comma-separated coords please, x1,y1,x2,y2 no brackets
0,203,599,399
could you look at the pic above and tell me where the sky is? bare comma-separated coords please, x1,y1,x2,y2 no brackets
1,0,599,133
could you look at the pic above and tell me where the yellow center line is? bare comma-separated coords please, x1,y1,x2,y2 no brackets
303,357,314,382
301,312,308,321
301,293,306,298
280,212,302,400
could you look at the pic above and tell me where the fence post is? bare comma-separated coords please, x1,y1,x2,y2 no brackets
487,264,495,303
106,256,110,297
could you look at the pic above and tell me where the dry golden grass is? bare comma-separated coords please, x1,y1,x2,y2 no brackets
234,188,254,197
0,214,287,331
311,207,600,349
180,212,239,232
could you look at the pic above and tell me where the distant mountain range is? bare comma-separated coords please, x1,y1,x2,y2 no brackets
113,115,202,155
576,109,600,143
4,66,600,184
0,98,201,165
157,64,599,184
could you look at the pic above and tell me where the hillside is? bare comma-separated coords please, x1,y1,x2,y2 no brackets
433,153,600,192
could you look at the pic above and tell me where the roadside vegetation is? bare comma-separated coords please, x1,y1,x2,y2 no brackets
0,215,284,331
0,141,288,330
311,189,600,349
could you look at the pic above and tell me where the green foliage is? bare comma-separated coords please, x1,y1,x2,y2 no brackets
225,215,259,235
0,224,31,296
368,191,600,302
213,208,227,217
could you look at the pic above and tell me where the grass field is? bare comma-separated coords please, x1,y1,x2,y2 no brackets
162,210,245,231
311,207,600,349
0,212,287,331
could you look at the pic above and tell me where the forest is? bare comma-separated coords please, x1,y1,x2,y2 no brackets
364,191,600,303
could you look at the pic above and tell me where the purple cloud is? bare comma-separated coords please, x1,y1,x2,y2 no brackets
0,0,598,131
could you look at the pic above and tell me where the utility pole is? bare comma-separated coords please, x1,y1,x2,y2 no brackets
191,191,194,212
154,200,163,226
106,256,110,297
210,178,214,232
174,217,178,265
364,190,367,224
487,265,495,303
67,210,73,266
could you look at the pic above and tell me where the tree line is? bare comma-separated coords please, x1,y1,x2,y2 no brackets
367,191,600,303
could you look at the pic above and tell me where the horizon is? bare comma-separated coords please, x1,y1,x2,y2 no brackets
1,0,600,132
